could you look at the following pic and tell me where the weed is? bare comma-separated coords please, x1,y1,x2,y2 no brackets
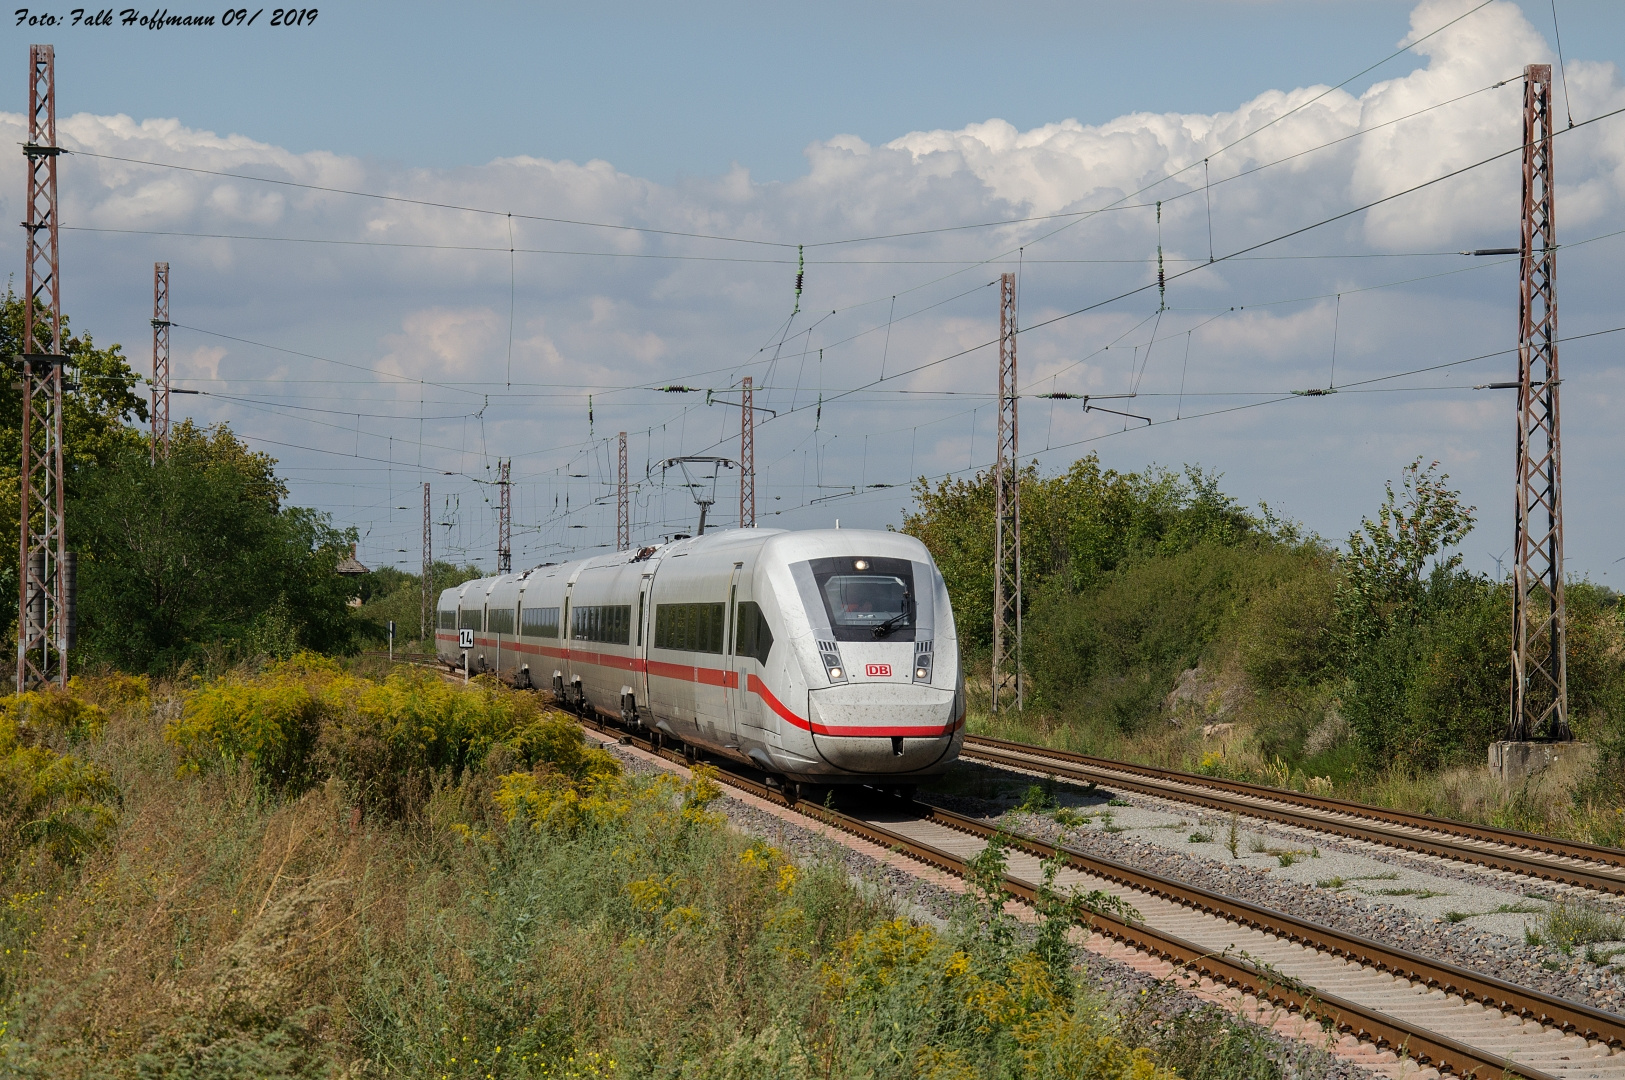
1494,900,1545,915
1444,911,1472,923
1526,925,1543,946
1316,877,1346,889
1247,836,1268,854
1107,797,1131,807
1017,781,1058,813
1372,887,1449,899
1226,812,1240,860
1531,899,1625,952
1276,852,1297,868
1188,832,1213,844
1053,806,1086,828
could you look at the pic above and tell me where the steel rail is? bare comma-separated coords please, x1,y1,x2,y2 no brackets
963,736,1625,894
919,802,1625,1049
569,714,1590,1079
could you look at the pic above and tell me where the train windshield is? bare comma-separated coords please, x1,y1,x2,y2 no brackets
809,556,915,641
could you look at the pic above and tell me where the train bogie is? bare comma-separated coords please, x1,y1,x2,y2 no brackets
437,527,964,785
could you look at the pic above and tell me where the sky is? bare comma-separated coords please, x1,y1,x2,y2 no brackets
2,0,1625,582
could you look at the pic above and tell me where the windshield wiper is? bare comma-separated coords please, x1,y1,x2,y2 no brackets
872,608,910,639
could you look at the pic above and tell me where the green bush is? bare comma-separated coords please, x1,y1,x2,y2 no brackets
1025,541,1317,732
1342,570,1509,770
1234,557,1338,691
168,653,568,813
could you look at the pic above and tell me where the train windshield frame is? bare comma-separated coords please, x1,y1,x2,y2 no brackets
808,556,915,642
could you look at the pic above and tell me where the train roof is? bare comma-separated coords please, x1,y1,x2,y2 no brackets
436,525,930,605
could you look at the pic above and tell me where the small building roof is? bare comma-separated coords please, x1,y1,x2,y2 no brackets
336,544,370,575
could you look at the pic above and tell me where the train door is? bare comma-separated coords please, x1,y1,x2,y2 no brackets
561,582,577,707
635,571,653,711
725,561,767,746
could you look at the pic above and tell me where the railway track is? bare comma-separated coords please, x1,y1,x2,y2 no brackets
567,712,1624,1080
961,735,1625,896
394,658,1625,1075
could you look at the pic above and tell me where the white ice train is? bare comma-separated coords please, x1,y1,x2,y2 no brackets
436,528,965,790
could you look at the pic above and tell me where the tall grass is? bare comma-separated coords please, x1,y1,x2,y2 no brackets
0,666,1324,1079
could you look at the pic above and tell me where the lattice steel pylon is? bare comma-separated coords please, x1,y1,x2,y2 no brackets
421,482,432,641
617,431,629,550
18,44,68,691
740,376,755,528
497,459,512,575
151,262,170,462
991,273,1021,712
1509,63,1569,742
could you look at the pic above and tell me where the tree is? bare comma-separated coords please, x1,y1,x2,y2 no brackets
0,290,149,632
902,453,1256,656
69,427,361,672
1336,458,1476,650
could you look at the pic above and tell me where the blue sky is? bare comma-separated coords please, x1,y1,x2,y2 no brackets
49,1,1620,181
5,0,1625,581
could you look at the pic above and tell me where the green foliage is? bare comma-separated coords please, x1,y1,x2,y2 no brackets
1531,899,1625,953
168,655,615,814
1336,458,1475,651
903,454,1256,656
0,691,118,865
357,560,486,646
70,424,363,672
1025,541,1314,730
1234,556,1339,691
1342,569,1510,769
0,290,149,629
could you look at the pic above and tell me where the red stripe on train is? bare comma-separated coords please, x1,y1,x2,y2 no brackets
451,637,958,739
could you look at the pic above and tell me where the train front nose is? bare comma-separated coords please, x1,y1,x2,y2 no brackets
806,683,962,774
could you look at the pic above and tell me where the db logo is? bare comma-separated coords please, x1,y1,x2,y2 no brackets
865,663,892,678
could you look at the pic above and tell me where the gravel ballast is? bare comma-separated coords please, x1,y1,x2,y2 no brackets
922,761,1625,1016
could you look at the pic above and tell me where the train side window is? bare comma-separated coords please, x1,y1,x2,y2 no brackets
734,601,774,666
520,605,560,638
438,609,455,630
488,606,514,635
571,604,632,645
654,603,726,654
458,607,481,631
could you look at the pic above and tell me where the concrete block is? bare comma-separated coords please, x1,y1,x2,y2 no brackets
1488,740,1595,785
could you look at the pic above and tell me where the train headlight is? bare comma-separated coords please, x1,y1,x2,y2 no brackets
912,641,934,684
817,640,847,683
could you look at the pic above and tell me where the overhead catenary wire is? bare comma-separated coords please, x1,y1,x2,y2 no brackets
141,1,1608,564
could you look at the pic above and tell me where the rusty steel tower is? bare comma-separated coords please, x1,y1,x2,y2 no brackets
740,376,755,528
497,459,512,575
18,45,69,690
151,262,170,462
617,431,629,550
991,273,1022,712
421,482,432,641
1509,63,1569,742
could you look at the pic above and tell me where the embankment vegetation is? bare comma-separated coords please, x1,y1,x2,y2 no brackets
0,664,1314,1078
904,455,1625,847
